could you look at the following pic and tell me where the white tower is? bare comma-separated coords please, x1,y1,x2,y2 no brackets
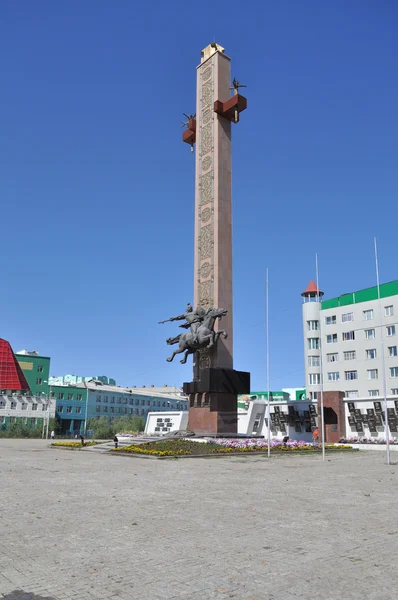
302,281,324,400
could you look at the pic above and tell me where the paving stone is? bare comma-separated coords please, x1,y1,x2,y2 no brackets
0,440,397,599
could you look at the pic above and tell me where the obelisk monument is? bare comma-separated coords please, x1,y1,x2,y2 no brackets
182,43,250,435
194,42,234,372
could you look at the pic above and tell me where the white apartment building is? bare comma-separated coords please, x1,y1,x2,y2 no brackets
302,279,398,400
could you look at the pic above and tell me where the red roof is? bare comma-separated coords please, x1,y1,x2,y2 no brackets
301,280,324,296
0,338,30,391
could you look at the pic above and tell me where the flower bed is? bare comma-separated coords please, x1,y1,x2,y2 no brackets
112,439,353,457
51,441,105,448
339,437,398,445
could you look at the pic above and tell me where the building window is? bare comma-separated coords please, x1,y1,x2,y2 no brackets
343,351,356,360
96,395,101,403
385,305,394,317
140,409,145,416
11,401,17,409
327,372,340,382
96,406,101,413
21,403,27,410
9,417,16,423
342,331,355,341
308,338,320,350
368,390,379,397
307,320,319,331
342,313,353,322
110,406,114,413
76,406,81,414
66,406,72,413
391,388,398,395
58,406,63,413
129,399,134,405
124,407,128,414
325,315,336,325
36,392,40,398
326,353,338,363
346,390,359,398
41,404,46,411
387,325,396,337
103,397,108,403
67,393,73,400
390,367,398,378
345,371,358,381
58,393,64,400
37,365,43,372
389,346,397,357
111,397,115,403
129,408,133,414
326,334,337,344
135,408,139,415
308,356,320,367
103,406,108,413
31,418,36,425
365,329,375,340
123,398,128,405
141,399,145,406
117,398,122,404
77,394,82,401
146,400,151,406
32,404,38,411
50,391,55,399
367,369,378,380
366,349,377,360
363,309,373,321
309,373,320,385
36,378,43,385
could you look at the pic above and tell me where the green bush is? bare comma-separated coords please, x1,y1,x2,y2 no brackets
87,416,144,439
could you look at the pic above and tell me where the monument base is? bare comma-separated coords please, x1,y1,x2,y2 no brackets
183,368,250,436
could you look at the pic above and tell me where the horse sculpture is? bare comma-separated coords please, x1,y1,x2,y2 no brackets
165,307,228,364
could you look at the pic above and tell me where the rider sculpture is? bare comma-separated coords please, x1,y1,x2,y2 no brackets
159,303,228,364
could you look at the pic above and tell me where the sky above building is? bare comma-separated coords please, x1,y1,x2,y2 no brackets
2,1,397,389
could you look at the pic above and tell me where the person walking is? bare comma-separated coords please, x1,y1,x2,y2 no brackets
50,430,55,440
114,435,118,449
312,428,319,446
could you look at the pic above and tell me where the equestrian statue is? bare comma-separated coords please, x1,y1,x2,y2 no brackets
159,303,228,364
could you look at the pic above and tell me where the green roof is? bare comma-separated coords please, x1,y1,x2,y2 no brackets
321,280,398,310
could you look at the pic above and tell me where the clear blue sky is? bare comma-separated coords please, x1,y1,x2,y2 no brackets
2,1,397,390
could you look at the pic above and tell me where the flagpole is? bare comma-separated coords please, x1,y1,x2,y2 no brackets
374,237,390,465
266,268,271,458
316,254,326,462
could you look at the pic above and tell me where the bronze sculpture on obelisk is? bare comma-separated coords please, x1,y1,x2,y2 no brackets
160,43,250,435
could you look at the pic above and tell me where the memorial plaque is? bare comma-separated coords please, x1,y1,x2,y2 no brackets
279,413,286,422
387,408,396,418
368,420,377,433
375,414,382,426
395,400,398,412
355,421,364,432
305,422,312,433
304,411,310,418
362,414,368,424
348,416,355,426
354,409,362,418
367,408,375,417
289,406,295,415
310,417,317,426
294,423,301,433
274,407,280,414
280,423,286,433
374,401,382,412
348,402,355,413
388,421,398,432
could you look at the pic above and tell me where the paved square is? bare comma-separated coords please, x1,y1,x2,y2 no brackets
0,440,397,600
